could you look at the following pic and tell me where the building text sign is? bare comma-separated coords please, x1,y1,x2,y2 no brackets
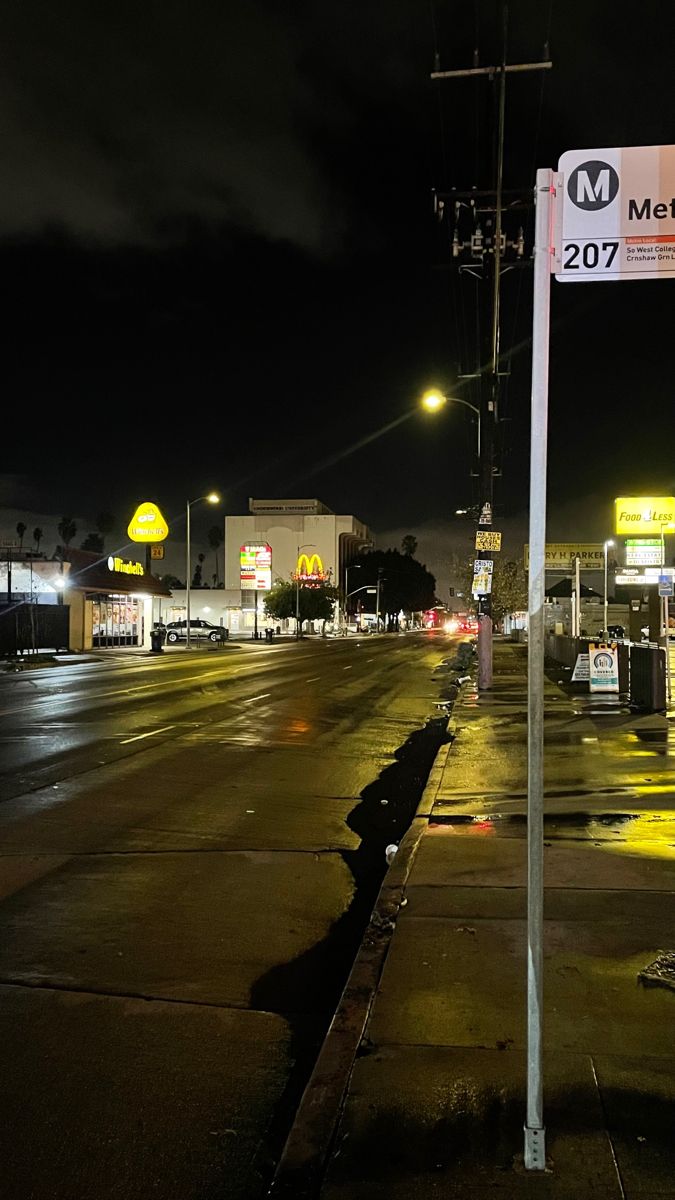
127,501,169,543
240,544,272,591
524,543,604,571
625,538,662,567
557,145,675,282
615,496,675,536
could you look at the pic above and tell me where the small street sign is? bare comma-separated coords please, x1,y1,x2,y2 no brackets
473,558,494,574
476,530,502,551
150,545,165,560
659,578,674,597
478,502,492,526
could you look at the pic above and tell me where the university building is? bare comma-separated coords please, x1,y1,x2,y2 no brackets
165,498,373,634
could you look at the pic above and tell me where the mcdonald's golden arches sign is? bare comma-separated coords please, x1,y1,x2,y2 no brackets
294,552,327,582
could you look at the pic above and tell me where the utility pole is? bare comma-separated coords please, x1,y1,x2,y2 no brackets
375,568,384,633
431,13,551,689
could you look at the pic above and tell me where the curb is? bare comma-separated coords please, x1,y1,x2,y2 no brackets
268,733,454,1198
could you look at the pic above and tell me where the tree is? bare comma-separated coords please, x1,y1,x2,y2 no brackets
162,574,184,589
347,548,436,630
192,552,206,588
57,517,77,552
264,579,339,634
33,527,43,554
81,532,104,554
456,555,528,623
490,559,528,622
208,524,223,586
401,534,417,557
16,522,27,550
95,512,115,546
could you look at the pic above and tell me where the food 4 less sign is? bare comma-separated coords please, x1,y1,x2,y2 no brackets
615,497,675,535
556,145,675,281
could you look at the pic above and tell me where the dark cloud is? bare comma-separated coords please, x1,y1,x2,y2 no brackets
0,1,341,247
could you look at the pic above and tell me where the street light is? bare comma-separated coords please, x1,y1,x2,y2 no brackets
186,492,220,649
345,563,361,631
603,539,614,637
295,543,315,640
421,388,481,456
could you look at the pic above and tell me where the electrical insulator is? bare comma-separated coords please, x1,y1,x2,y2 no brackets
471,225,483,257
515,227,525,257
452,228,460,257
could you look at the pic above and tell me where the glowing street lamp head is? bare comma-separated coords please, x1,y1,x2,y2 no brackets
421,388,447,413
206,492,220,505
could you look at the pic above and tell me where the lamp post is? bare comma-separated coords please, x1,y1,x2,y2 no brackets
185,492,220,649
295,543,316,640
345,563,361,631
422,387,491,688
421,388,481,457
375,567,384,633
600,542,612,643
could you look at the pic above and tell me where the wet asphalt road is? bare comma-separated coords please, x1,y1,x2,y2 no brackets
0,632,455,1200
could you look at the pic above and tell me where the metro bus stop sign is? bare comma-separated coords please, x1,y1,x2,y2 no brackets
556,144,675,281
525,145,675,1174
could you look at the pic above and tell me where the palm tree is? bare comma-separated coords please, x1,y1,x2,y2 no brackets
33,527,43,555
57,517,77,558
95,512,114,547
208,524,223,586
16,522,27,550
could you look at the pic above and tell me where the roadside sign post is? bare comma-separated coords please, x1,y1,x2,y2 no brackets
526,145,675,1171
525,167,554,1171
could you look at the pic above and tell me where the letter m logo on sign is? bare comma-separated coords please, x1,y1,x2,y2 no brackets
567,159,619,212
577,169,610,203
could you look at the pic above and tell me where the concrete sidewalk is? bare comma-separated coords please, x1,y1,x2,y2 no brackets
285,639,675,1199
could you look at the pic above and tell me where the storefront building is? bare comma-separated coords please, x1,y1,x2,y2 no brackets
65,548,171,650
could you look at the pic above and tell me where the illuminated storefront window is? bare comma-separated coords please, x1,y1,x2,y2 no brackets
91,594,142,646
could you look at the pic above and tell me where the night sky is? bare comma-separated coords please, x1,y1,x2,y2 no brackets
2,1,674,588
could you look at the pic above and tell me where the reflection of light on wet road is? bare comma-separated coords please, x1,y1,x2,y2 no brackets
241,693,272,704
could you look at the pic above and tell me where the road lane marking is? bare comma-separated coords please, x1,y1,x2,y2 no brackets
366,658,374,663
342,665,353,671
305,677,321,683
119,725,175,745
242,693,272,703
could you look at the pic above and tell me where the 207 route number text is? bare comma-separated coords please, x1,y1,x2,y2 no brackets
562,241,619,271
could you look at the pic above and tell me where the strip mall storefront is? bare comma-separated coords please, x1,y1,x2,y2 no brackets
66,549,171,650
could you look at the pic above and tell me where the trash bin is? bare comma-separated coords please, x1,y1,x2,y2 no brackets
150,627,165,653
265,628,273,642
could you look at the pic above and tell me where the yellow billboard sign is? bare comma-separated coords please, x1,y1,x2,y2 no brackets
614,496,675,536
524,543,604,570
127,501,169,543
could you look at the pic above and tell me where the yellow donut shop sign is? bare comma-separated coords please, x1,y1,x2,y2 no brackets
127,501,169,543
614,496,675,536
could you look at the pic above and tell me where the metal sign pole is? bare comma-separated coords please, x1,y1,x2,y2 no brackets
524,167,554,1171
